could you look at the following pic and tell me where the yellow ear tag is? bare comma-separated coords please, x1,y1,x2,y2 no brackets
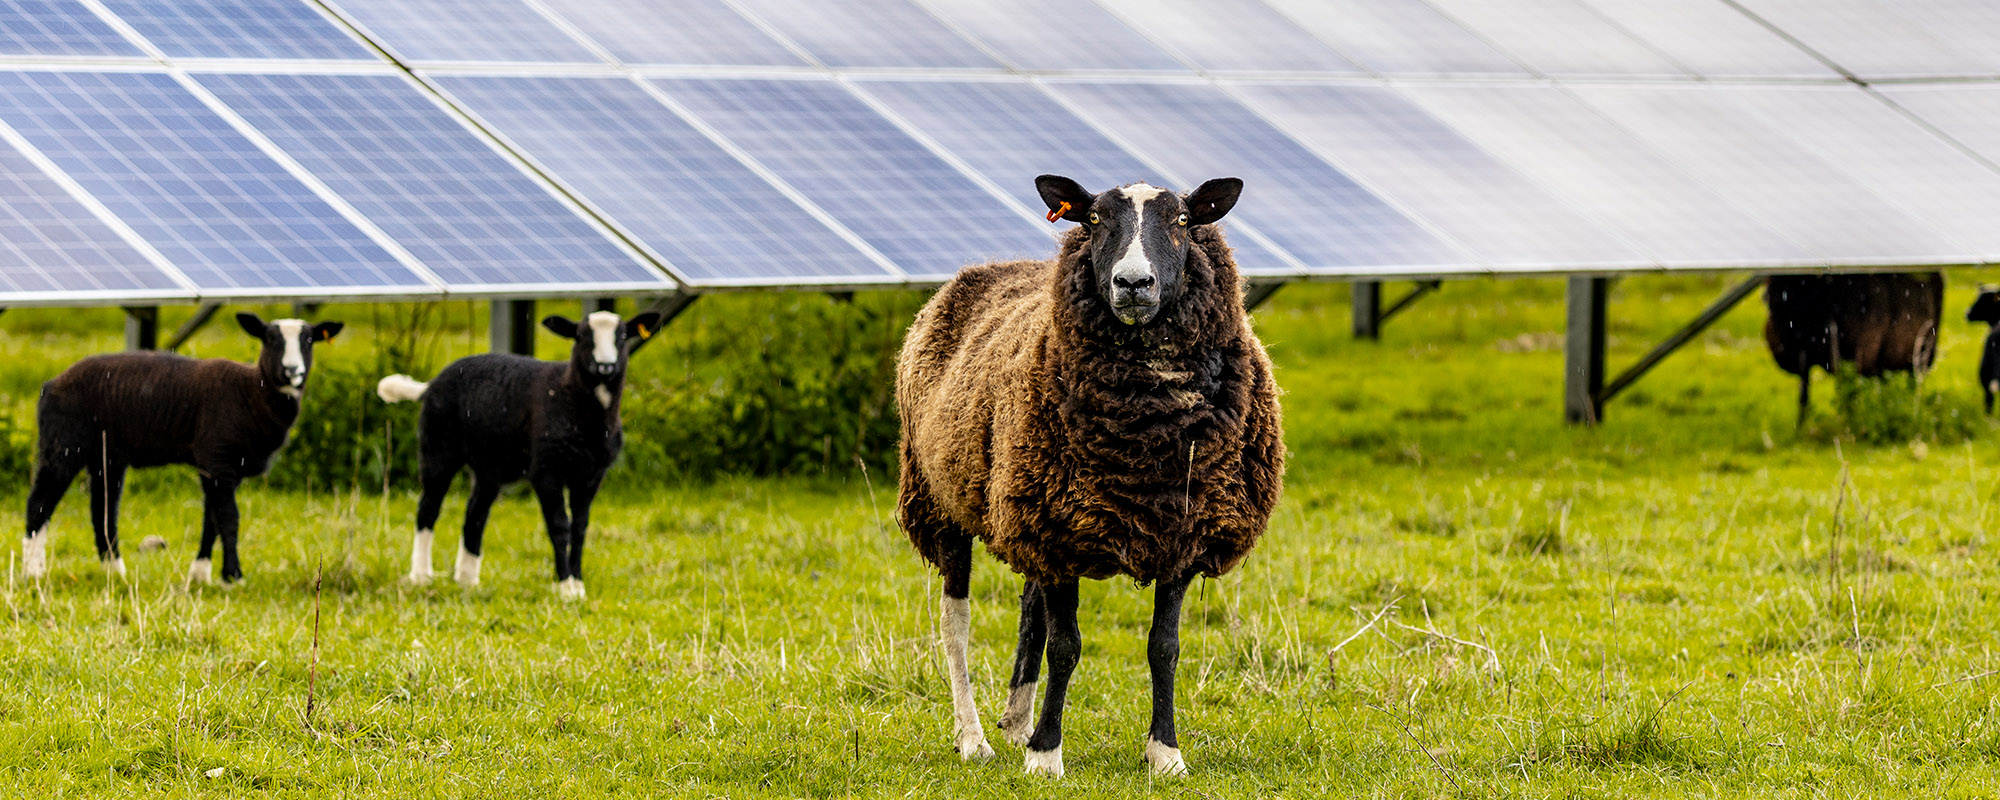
638,324,652,340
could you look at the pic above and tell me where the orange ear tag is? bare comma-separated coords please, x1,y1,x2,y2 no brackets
1046,201,1070,223
637,324,652,340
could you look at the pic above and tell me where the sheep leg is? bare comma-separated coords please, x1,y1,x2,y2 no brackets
23,454,83,581
532,478,581,601
201,476,243,583
937,535,993,762
1144,574,1192,776
1024,580,1080,778
1795,371,1810,429
85,461,128,577
191,484,218,585
454,474,501,588
565,477,601,586
997,581,1045,746
409,461,457,585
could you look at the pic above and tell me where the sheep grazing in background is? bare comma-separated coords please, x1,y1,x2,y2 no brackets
1968,285,2000,414
1764,272,1942,426
23,314,343,583
377,310,660,601
896,175,1285,778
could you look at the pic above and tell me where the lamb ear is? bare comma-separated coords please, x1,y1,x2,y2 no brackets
624,312,662,343
1186,177,1243,225
236,312,267,339
312,321,344,342
1035,174,1094,223
541,315,579,339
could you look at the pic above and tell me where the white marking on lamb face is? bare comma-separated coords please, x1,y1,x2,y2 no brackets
595,385,613,409
455,544,481,587
187,558,211,585
408,528,433,584
1110,184,1166,314
557,577,586,601
942,595,995,761
275,319,307,386
1023,745,1063,777
999,682,1036,746
22,530,46,579
1146,737,1188,776
587,311,620,366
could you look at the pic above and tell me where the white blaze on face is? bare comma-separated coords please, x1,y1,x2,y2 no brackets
586,311,621,366
275,319,307,387
1111,183,1166,297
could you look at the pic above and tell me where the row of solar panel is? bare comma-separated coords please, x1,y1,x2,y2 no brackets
7,0,2000,80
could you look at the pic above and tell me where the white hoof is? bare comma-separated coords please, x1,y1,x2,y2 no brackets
1024,746,1063,778
22,534,47,579
997,683,1036,746
557,578,586,601
186,558,211,585
103,557,125,578
956,728,995,761
408,529,433,584
1146,737,1187,776
454,547,481,587
405,568,432,586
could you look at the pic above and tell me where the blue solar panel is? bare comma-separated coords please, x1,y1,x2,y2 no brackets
655,77,1053,280
1043,81,1472,272
920,0,1185,71
100,0,375,60
535,0,805,66
328,0,596,63
0,0,142,56
1264,0,1525,75
1232,82,1645,269
853,78,1296,275
0,139,183,294
726,0,999,69
0,71,423,291
196,72,666,289
1092,0,1363,73
433,75,893,284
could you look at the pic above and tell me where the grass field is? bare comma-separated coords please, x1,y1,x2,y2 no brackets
6,272,2000,797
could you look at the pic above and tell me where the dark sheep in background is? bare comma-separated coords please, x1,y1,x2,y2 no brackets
1967,285,2000,414
23,314,344,583
377,310,660,601
897,175,1285,777
1764,272,1942,425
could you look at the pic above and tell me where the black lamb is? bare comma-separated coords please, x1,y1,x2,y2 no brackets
1969,285,2000,414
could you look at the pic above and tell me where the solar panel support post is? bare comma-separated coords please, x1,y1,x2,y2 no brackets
1564,277,1609,425
590,298,617,315
1352,281,1381,339
165,302,224,352
124,306,159,351
491,299,536,356
292,302,322,318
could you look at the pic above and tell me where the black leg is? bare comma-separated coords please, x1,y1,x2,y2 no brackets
193,482,219,583
565,477,600,582
1986,387,1994,416
408,458,459,584
1025,580,1080,776
937,534,991,760
997,581,1045,745
86,461,127,568
1796,371,1810,429
202,476,242,583
454,473,502,585
23,453,82,579
531,478,577,597
1146,574,1193,775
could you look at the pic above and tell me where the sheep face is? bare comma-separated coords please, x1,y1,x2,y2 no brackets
541,311,665,383
237,313,343,396
1970,285,2000,324
1036,175,1242,327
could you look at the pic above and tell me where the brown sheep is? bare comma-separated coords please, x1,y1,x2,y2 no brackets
896,175,1285,778
1764,272,1942,426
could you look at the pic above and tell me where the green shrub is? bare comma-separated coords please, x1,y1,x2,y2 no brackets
0,406,34,482
265,304,447,493
1812,364,1982,446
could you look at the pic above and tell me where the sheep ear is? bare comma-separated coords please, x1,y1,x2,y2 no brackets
236,312,267,339
1186,178,1242,225
541,315,579,339
624,312,662,343
1035,174,1093,223
312,321,344,342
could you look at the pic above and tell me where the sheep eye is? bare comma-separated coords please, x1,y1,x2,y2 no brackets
1177,213,1189,226
1088,212,1100,225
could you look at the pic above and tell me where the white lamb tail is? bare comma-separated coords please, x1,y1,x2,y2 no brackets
376,374,429,404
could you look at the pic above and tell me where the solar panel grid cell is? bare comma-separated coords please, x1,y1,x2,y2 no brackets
914,0,1185,72
100,0,375,60
0,0,142,57
0,138,180,293
1580,0,1836,78
1262,0,1523,75
1733,0,1990,79
329,0,596,63
534,0,805,67
1422,0,1687,76
1091,0,1363,73
726,0,998,69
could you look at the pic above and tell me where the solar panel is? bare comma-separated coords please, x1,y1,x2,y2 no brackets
0,0,142,57
726,0,999,69
325,0,597,63
196,72,668,291
0,70,425,292
1233,82,1645,269
432,75,894,285
531,0,805,67
1731,0,1990,79
0,138,184,296
1568,84,1969,263
99,0,375,60
1879,84,2000,167
916,0,1185,72
1887,0,2000,77
653,76,1052,280
1043,80,1472,273
1580,0,1837,79
1421,0,1687,76
1090,0,1362,73
1262,0,1524,75
1399,84,1815,268
1729,85,2000,260
851,78,1297,275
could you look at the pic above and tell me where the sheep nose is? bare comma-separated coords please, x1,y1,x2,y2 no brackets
1114,273,1155,291
594,362,618,376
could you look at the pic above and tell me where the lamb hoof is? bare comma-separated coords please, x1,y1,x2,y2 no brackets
454,549,481,587
1145,738,1187,776
956,731,995,762
1024,746,1063,778
556,578,586,601
186,559,211,585
102,557,126,578
22,536,47,580
997,684,1036,746
405,568,432,586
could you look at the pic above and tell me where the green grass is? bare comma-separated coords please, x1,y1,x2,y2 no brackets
8,273,2000,797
